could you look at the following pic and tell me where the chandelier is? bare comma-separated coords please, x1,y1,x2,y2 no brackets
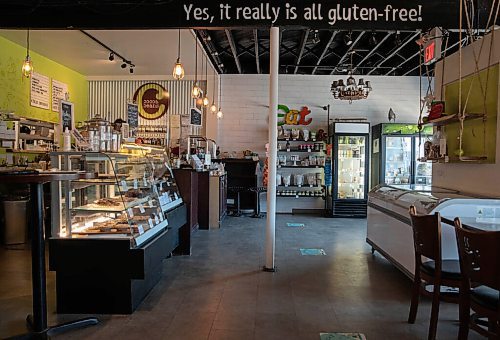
330,51,372,103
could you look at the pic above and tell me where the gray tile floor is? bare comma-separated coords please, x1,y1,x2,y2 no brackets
0,215,483,339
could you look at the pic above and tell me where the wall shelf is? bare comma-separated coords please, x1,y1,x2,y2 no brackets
423,113,484,126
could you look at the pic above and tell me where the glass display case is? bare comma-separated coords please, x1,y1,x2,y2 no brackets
48,144,188,314
371,123,433,188
337,135,367,199
50,145,183,247
367,184,500,278
330,122,370,217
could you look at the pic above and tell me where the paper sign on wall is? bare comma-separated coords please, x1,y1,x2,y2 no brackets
30,72,50,110
52,79,68,112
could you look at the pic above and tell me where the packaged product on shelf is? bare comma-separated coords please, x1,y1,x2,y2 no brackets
276,173,282,186
302,129,309,141
307,173,317,186
295,174,304,186
283,174,291,186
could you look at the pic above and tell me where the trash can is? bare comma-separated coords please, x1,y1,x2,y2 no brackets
2,198,29,246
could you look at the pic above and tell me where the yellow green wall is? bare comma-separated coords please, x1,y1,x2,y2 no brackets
0,35,87,124
443,64,498,163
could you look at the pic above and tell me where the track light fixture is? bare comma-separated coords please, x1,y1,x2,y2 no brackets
79,31,135,74
395,31,402,46
312,30,320,44
129,66,134,74
344,31,353,46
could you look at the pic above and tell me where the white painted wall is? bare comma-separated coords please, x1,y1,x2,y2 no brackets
213,74,427,212
433,31,500,197
215,74,428,156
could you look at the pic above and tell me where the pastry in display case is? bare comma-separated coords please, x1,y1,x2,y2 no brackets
48,144,187,314
50,144,183,247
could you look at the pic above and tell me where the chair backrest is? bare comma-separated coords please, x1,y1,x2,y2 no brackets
409,205,442,263
455,218,500,291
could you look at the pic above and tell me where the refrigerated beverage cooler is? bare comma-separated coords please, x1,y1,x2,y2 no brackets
329,122,370,217
371,123,433,188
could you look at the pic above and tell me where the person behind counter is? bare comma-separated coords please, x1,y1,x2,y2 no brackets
113,118,125,132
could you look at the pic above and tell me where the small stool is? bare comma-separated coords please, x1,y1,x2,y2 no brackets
227,186,245,217
248,187,267,218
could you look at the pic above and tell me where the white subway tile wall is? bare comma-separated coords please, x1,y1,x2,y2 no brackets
217,74,430,156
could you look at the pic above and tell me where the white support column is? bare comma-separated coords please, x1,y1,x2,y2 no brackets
264,26,279,272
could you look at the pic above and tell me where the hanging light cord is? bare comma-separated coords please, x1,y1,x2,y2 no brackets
205,55,208,93
212,68,216,104
177,29,181,60
195,34,198,84
26,28,30,56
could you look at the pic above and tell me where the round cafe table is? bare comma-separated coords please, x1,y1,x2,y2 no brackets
0,170,98,339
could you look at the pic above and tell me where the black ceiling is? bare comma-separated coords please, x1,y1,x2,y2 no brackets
197,29,470,76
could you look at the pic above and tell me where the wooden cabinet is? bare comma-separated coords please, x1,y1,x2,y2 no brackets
172,169,198,254
209,174,227,229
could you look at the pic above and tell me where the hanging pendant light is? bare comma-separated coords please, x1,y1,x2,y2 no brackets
192,33,201,98
202,55,210,107
172,29,185,80
210,63,218,113
21,29,33,78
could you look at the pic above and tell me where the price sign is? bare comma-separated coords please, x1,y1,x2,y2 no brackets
154,214,160,225
121,180,128,191
139,204,145,213
148,218,154,229
127,208,134,217
143,175,148,187
138,225,144,235
159,211,164,221
133,179,138,189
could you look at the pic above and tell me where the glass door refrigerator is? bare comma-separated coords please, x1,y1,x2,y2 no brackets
371,123,433,188
330,122,370,217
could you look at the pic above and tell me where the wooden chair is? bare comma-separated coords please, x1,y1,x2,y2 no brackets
408,206,462,340
454,218,500,340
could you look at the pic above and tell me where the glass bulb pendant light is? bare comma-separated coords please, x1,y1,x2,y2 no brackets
192,33,201,98
210,102,217,113
202,56,210,107
216,75,223,119
192,84,201,98
21,29,33,78
210,62,218,113
172,29,185,80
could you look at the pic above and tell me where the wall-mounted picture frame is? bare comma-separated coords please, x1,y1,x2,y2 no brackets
189,107,202,126
60,100,74,131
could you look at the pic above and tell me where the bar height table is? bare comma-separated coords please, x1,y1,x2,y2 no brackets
0,170,99,339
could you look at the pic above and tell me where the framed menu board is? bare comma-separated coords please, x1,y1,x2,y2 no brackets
60,100,74,131
190,107,202,126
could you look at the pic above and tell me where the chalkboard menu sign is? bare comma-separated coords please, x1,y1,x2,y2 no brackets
60,100,74,131
190,107,202,126
127,103,139,137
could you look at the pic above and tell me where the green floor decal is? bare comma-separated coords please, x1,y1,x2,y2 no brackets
300,248,326,256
